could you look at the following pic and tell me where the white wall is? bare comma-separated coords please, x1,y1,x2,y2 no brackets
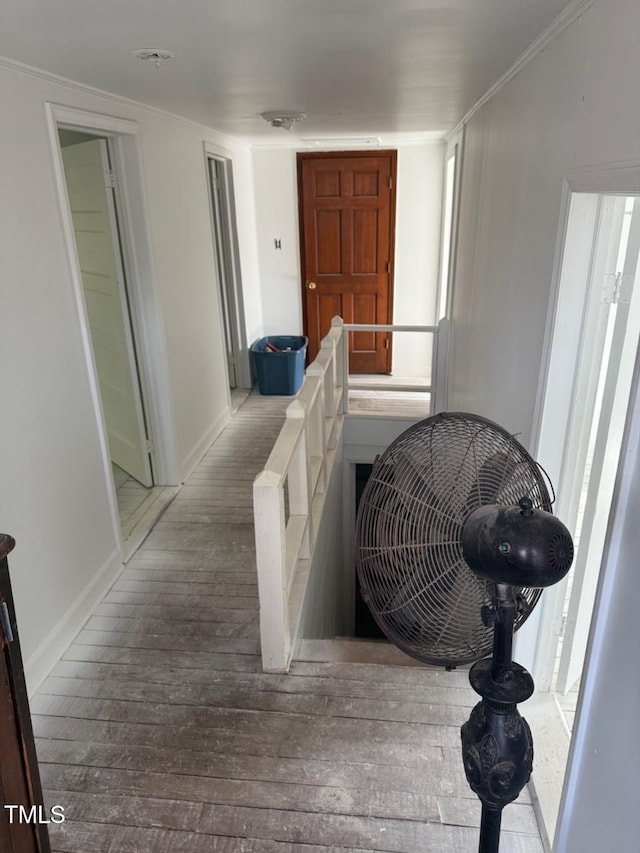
0,58,261,688
446,0,640,847
252,149,303,337
136,120,231,474
392,143,444,377
251,143,444,374
449,0,640,448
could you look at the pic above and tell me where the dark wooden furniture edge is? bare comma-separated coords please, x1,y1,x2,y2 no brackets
1,534,52,853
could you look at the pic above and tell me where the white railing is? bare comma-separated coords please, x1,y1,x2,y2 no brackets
253,316,449,672
253,320,344,671
341,319,450,414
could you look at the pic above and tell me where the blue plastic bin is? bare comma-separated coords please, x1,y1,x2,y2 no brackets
251,336,308,395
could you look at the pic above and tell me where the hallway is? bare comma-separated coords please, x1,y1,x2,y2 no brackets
31,394,544,852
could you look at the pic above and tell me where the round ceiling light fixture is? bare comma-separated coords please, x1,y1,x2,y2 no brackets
261,110,306,131
132,48,175,68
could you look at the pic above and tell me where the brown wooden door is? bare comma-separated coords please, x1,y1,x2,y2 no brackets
298,151,397,373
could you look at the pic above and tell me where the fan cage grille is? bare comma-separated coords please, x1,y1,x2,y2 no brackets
355,412,551,668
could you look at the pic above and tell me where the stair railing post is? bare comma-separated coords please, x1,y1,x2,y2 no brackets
253,469,290,672
286,400,312,558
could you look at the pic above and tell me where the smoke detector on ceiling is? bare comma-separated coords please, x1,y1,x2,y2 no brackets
132,48,175,68
261,111,307,131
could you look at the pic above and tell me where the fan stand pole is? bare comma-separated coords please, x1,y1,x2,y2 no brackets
479,807,502,853
461,583,535,853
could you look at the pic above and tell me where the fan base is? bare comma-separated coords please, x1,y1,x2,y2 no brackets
461,699,533,812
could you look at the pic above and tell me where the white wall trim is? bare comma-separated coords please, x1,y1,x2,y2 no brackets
565,159,640,194
530,179,574,457
554,314,640,852
24,547,124,696
180,409,231,482
530,162,640,690
447,0,595,142
44,102,124,548
46,102,181,486
204,141,253,390
111,133,180,484
204,140,236,161
250,134,446,151
524,179,578,689
52,103,138,136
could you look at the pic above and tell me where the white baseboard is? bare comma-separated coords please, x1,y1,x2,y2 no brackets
24,547,124,697
179,408,231,481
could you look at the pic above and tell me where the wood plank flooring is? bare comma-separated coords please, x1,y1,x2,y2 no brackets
33,393,544,852
347,390,431,419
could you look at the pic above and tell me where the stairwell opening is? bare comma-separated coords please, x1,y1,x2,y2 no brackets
354,463,387,640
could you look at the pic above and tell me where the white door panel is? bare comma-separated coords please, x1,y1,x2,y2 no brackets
62,138,152,487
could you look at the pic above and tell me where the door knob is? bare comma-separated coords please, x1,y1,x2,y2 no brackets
307,281,317,290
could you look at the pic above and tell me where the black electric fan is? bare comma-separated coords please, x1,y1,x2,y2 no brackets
355,412,573,852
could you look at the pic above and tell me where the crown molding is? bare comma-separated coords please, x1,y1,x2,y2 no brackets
0,53,248,149
446,0,595,141
49,103,139,136
250,131,446,152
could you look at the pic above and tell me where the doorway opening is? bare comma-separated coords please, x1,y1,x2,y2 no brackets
437,139,460,322
533,190,640,843
353,463,386,639
540,193,640,697
57,128,166,551
206,152,250,407
555,195,640,696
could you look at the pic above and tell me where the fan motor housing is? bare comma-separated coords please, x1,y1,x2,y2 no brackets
461,498,574,588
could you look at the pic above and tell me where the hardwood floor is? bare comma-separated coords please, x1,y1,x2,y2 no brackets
33,393,544,852
112,464,177,560
347,389,431,418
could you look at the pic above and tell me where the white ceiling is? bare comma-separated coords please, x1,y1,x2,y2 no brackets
0,0,571,143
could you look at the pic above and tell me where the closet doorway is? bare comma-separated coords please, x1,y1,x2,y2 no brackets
206,152,249,399
58,128,163,549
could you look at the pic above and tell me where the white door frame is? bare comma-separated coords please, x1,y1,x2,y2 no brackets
554,309,640,851
439,127,464,322
45,103,179,545
61,137,154,487
433,127,464,412
528,160,640,689
208,156,238,389
204,142,251,390
557,196,640,693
